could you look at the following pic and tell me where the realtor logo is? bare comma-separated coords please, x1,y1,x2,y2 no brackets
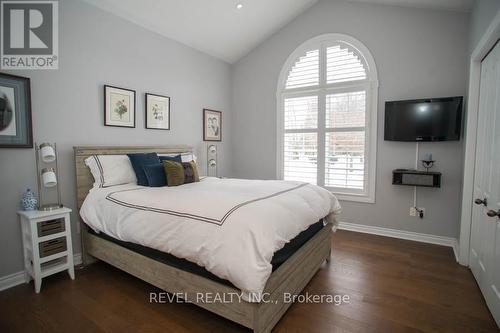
1,0,58,69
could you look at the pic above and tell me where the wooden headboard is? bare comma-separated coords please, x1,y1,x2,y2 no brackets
74,145,193,210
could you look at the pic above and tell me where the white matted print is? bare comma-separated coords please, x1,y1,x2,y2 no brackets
203,109,222,142
0,85,16,136
0,73,32,148
104,85,135,128
145,93,170,130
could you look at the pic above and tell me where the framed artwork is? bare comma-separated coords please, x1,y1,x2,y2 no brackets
145,93,170,130
203,109,222,142
0,73,32,148
104,85,136,128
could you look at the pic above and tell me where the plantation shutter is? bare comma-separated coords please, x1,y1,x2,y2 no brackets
285,49,319,89
325,91,366,189
326,45,366,84
280,37,376,202
283,96,318,184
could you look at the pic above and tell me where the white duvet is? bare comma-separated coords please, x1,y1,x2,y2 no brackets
80,177,341,301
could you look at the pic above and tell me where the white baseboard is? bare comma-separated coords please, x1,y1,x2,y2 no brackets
337,221,459,262
0,253,83,292
0,271,27,292
452,240,460,263
2,225,461,292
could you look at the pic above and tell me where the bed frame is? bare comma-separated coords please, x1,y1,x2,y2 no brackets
74,145,333,333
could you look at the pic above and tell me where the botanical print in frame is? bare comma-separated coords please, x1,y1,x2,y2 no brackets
104,85,136,128
145,93,170,130
203,109,222,142
0,73,32,148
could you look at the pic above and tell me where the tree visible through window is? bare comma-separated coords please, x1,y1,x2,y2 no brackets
277,34,378,203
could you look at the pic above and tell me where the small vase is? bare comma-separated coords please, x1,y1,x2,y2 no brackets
21,188,38,211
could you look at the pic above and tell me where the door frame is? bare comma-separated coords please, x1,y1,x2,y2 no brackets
459,11,500,266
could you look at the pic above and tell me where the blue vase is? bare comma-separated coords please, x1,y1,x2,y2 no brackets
21,188,38,211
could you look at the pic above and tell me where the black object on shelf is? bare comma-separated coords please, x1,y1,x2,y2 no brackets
421,160,435,172
392,169,441,188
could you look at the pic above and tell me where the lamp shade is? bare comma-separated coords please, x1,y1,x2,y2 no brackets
40,143,56,163
41,168,57,188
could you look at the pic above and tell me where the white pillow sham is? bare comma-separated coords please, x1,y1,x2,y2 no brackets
85,155,137,188
159,152,197,162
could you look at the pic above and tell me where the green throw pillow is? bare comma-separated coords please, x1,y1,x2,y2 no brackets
163,160,185,186
162,160,200,186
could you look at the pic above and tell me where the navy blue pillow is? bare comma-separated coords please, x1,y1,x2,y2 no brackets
159,155,182,163
127,153,160,186
143,164,167,187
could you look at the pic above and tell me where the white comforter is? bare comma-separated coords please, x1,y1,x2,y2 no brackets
80,177,341,301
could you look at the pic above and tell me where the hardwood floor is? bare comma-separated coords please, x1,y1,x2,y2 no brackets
0,230,498,333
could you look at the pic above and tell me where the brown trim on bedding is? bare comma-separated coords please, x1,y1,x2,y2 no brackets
105,182,309,226
93,155,105,188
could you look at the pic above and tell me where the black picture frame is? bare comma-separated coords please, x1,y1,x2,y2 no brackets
203,109,222,142
104,85,136,128
0,73,33,148
145,93,170,130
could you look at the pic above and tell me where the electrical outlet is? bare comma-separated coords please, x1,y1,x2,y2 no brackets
410,207,425,218
410,207,417,216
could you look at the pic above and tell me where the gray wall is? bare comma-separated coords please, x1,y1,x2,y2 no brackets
0,0,232,277
231,0,469,238
469,0,500,53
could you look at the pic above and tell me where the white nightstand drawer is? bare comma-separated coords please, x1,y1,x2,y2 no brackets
39,237,67,258
37,218,65,237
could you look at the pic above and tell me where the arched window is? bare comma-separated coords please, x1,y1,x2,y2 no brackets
277,34,378,203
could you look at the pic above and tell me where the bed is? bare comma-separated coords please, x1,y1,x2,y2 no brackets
74,145,340,333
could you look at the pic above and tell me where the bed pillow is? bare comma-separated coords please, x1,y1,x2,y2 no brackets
127,153,161,186
84,155,137,188
183,161,200,183
162,160,200,186
159,154,182,163
159,152,197,163
143,164,167,187
180,153,197,163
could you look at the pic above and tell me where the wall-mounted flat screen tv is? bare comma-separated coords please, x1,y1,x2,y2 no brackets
384,96,463,142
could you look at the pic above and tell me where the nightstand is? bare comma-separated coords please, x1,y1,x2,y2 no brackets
17,207,75,293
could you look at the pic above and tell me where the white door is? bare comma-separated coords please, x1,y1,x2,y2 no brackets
469,41,500,327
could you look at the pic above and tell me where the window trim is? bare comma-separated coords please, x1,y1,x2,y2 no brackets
276,33,378,203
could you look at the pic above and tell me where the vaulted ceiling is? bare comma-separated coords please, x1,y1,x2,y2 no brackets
84,0,474,64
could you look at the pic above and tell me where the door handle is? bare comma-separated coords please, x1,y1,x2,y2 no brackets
486,209,500,218
475,198,488,206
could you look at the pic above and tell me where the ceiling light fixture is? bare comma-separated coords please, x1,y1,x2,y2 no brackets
236,3,243,9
